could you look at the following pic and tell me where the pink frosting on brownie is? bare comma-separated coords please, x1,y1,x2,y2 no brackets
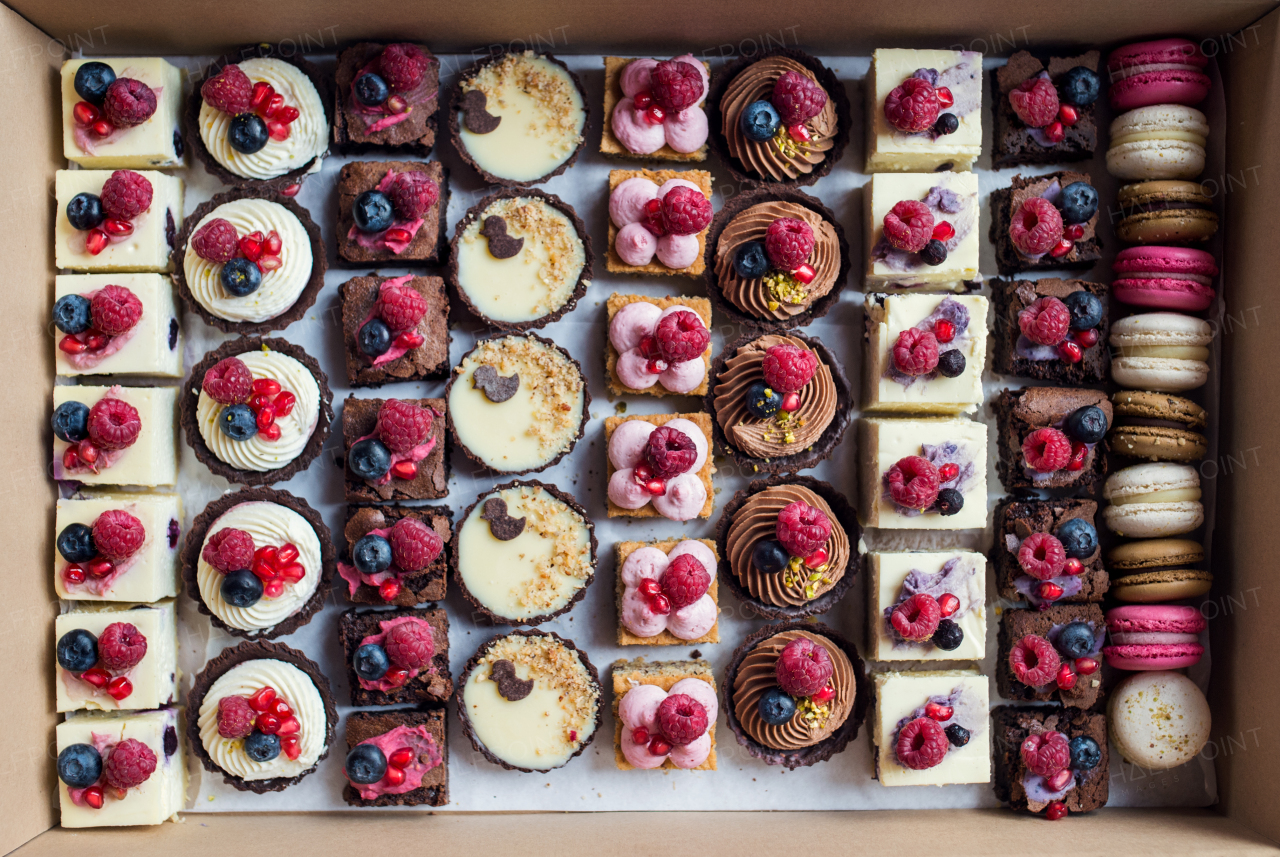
346,172,426,254
356,615,436,692
347,724,442,800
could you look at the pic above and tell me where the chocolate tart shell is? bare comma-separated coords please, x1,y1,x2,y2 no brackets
332,42,440,156
341,709,448,807
340,505,453,606
181,337,334,487
185,639,338,793
181,486,337,640
338,606,453,707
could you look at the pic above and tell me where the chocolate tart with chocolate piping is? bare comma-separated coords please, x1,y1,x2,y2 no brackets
703,186,850,329
341,709,448,807
722,620,870,770
715,475,861,620
181,337,334,487
186,640,338,793
456,629,602,773
339,505,452,607
706,48,851,188
332,42,440,155
446,188,594,332
704,330,852,474
451,479,598,627
181,487,336,640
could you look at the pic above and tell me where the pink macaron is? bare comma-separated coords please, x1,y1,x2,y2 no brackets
1112,245,1218,312
1103,604,1206,670
1108,38,1211,110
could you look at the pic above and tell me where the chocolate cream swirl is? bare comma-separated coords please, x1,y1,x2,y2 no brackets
713,202,841,322
721,56,837,181
733,630,855,750
725,484,850,606
713,334,837,460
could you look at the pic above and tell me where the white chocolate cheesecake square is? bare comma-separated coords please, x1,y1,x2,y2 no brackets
52,385,178,487
55,492,182,602
54,274,183,377
866,49,983,173
55,600,178,712
62,58,185,169
869,550,986,662
865,172,980,290
873,670,990,786
857,416,988,529
55,170,183,273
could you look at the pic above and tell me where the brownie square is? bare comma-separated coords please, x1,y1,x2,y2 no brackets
992,706,1108,814
333,43,440,155
997,603,1105,709
991,278,1110,385
988,171,1101,276
341,504,451,607
342,709,448,807
992,387,1111,493
339,606,452,707
991,51,1100,169
336,160,448,265
341,396,449,502
993,498,1109,604
340,275,450,387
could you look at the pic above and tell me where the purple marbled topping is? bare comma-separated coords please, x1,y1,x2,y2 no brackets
884,297,972,388
1015,334,1061,361
1023,769,1077,804
912,67,940,86
890,685,985,768
881,440,978,518
898,56,981,140
883,557,982,645
924,186,964,214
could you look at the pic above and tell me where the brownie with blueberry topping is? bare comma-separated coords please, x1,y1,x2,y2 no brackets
992,386,1111,493
332,43,440,155
338,606,451,707
341,396,449,502
993,498,1110,607
342,709,448,808
992,706,1109,815
988,171,1101,276
339,274,450,387
997,604,1105,709
991,51,1101,169
339,504,451,607
336,160,448,265
992,277,1110,385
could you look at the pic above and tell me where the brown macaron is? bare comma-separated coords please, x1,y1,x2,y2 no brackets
1109,390,1208,462
1116,181,1218,244
1108,538,1212,602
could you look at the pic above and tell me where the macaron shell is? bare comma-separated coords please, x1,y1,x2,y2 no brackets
1108,39,1210,73
1110,311,1215,347
1112,356,1209,392
1108,671,1211,769
1105,461,1201,499
1116,210,1219,245
1110,425,1207,461
1108,537,1205,569
1113,245,1218,279
1106,603,1207,634
1103,643,1205,670
1106,140,1205,180
1112,277,1214,312
1109,71,1211,111
1103,501,1204,538
1111,570,1213,603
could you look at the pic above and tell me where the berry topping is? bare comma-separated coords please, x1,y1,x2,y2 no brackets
644,425,698,479
218,404,258,441
1069,735,1102,770
937,593,960,618
217,694,256,739
384,620,435,670
752,539,790,575
1056,621,1096,660
379,43,431,92
244,731,280,763
99,170,152,221
775,636,833,697
359,319,391,357
1056,518,1098,560
1059,66,1100,106
376,399,434,454
884,76,941,133
883,199,935,253
57,628,98,673
103,738,156,790
931,618,964,650
388,516,443,572
891,327,940,376
228,113,269,154
203,527,255,572
102,78,157,128
757,687,796,725
58,743,103,789
744,382,782,420
66,193,105,232
87,397,140,451
388,171,440,221
201,65,253,114
925,700,953,721
1018,532,1067,580
661,553,711,610
1009,197,1064,257
353,642,391,681
1062,291,1103,331
88,285,142,337
202,356,253,405
219,571,260,611
771,69,828,125
650,60,703,113
733,240,770,279
354,72,389,106
92,509,144,560
761,343,818,393
190,217,240,263
377,282,429,332
890,592,942,642
52,400,89,443
775,500,832,558
1064,405,1108,444
1008,77,1059,127
1022,427,1072,473
1009,634,1061,687
1018,296,1072,348
346,743,388,784
740,99,781,142
220,258,262,297
1057,181,1098,225
58,522,96,565
1045,801,1068,821
653,310,710,366
886,455,941,511
919,239,948,266
945,724,971,747
1021,730,1071,778
896,716,949,770
936,350,966,378
349,437,392,482
764,218,815,270
661,185,713,236
657,692,709,745
74,61,116,105
933,112,959,135
354,190,395,233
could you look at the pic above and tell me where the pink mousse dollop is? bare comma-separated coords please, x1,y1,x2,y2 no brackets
618,678,718,769
611,55,709,155
338,525,401,596
358,276,421,367
619,540,717,641
609,302,708,394
346,724,443,800
607,418,708,521
609,177,704,269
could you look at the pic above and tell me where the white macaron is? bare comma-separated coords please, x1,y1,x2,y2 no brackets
1111,312,1213,392
1103,461,1203,537
1106,105,1209,180
1109,671,1211,769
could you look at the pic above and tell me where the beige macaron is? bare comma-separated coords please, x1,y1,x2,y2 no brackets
1103,461,1203,538
1108,537,1211,601
1110,312,1213,392
1106,105,1209,180
1109,671,1211,769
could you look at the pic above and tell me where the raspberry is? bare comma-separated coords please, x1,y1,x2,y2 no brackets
377,282,429,332
644,426,698,479
99,170,153,221
1009,197,1063,257
774,636,833,697
660,186,712,236
90,285,143,337
771,69,828,125
97,622,147,671
1009,634,1061,687
650,60,703,113
1008,77,1060,128
191,217,240,263
202,356,254,405
379,43,430,92
775,500,832,557
660,553,711,609
376,399,434,454
201,64,253,114
388,171,440,221
103,738,156,790
388,517,443,572
384,620,436,669
1021,730,1071,777
1018,532,1067,580
884,76,941,133
764,217,815,270
891,328,940,376
92,509,145,560
1018,296,1071,346
87,398,140,451
890,593,942,642
886,455,941,511
1022,427,1071,473
654,310,710,363
883,199,935,253
202,527,256,572
102,78,157,128
657,693,709,745
896,716,949,770
761,343,818,393
217,694,255,739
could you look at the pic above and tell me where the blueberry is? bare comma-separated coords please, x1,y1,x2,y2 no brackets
221,569,263,608
935,488,964,516
945,724,971,747
57,743,103,788
1057,181,1098,225
733,241,770,279
66,193,104,231
352,534,393,576
345,743,388,784
57,523,96,564
353,643,391,681
52,401,90,443
752,538,790,575
1063,291,1104,331
933,112,959,135
757,687,796,725
244,730,281,762
1069,735,1102,770
56,628,98,673
920,239,948,266
354,72,390,106
74,61,116,105
353,191,394,233
348,438,392,481
220,257,262,298
1056,621,1096,660
740,99,781,142
931,618,964,650
1059,66,1101,107
1064,405,1108,444
358,318,392,358
228,113,269,154
53,294,92,335
1056,518,1099,560
745,381,782,419
219,403,259,441
936,350,966,378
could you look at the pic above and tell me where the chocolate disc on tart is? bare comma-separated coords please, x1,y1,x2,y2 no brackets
333,42,441,155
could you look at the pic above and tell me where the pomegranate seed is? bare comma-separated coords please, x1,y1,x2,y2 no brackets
278,562,306,583
249,393,272,411
648,737,672,756
275,543,299,565
385,668,410,687
83,332,108,350
645,479,667,496
938,593,960,617
633,91,653,110
85,229,109,255
633,463,654,484
644,104,666,125
86,557,114,578
1075,657,1100,675
1063,558,1085,576
812,684,836,704
649,593,671,615
270,698,293,718
792,262,817,284
1045,801,1068,821
255,405,276,431
90,119,114,137
259,422,282,442
276,716,300,736
80,667,110,688
264,579,284,598
631,727,650,745
932,319,956,343
256,712,281,734
386,95,408,114
379,578,401,602
62,447,80,470
639,578,662,597
781,123,809,144
107,676,133,700
258,229,280,255
1057,341,1083,363
83,786,104,809
1067,442,1088,472
936,86,954,107
277,106,300,124
1072,327,1099,348
1046,767,1074,792
382,766,406,787
925,701,954,721
932,221,956,242
256,254,282,274
1058,104,1079,126
103,218,133,237
252,559,277,583
394,331,425,350
281,735,301,760
252,378,281,397
59,335,88,354
805,547,829,569
63,564,87,585
1049,238,1074,258
264,93,285,119
250,81,273,111
390,460,419,481
239,236,263,261
73,101,100,126
938,462,960,482
780,392,801,412
273,391,296,416
1056,662,1078,690
385,227,414,244
388,748,415,769
1037,581,1064,602
645,359,668,374
248,686,276,712
1044,121,1066,143
281,184,301,197
1064,223,1085,241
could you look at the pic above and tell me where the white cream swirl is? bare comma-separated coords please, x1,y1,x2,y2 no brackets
199,57,327,181
197,349,321,472
197,658,327,780
184,198,313,323
197,501,323,632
